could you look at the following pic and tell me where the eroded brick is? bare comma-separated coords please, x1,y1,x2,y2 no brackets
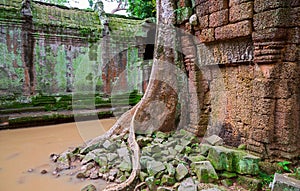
195,1,209,17
209,9,229,27
253,8,295,30
198,15,209,29
209,0,229,13
229,2,253,23
254,0,300,13
215,20,252,40
198,28,215,42
229,0,253,7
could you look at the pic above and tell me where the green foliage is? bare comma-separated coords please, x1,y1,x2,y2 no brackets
277,161,292,173
41,0,68,6
258,171,274,187
127,0,156,19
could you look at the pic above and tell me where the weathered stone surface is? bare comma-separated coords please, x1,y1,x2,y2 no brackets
237,176,262,191
271,173,300,191
229,2,253,23
175,164,189,181
188,155,207,162
209,9,229,28
207,146,235,171
178,177,197,191
254,0,300,13
215,20,252,40
195,2,209,17
106,153,118,162
81,184,97,191
118,161,131,172
204,135,224,146
209,0,229,13
161,174,176,186
145,176,156,190
140,156,154,168
235,152,260,175
165,162,176,176
207,146,260,175
253,8,298,30
229,0,252,7
198,28,215,43
220,171,237,178
191,161,219,183
57,152,71,169
95,156,108,167
197,15,209,29
147,161,165,176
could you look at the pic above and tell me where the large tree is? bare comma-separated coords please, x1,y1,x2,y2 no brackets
55,0,190,190
86,0,185,190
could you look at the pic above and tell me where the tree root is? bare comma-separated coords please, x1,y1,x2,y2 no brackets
134,182,147,191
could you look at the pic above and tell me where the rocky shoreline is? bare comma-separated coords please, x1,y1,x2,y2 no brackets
48,129,300,191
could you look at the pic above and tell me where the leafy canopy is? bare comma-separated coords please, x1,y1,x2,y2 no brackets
41,0,68,5
127,0,156,19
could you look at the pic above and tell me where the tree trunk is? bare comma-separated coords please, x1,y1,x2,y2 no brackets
58,0,183,190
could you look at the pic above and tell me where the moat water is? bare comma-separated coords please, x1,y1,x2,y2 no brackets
0,119,116,191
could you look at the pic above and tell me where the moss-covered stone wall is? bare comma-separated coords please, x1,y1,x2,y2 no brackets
0,0,151,97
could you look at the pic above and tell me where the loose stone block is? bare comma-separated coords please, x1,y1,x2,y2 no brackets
237,176,262,191
207,146,260,175
191,161,219,183
271,173,300,191
147,161,165,176
178,177,197,191
207,146,235,171
175,163,189,181
203,135,224,146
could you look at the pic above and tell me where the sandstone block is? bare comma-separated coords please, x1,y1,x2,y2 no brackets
191,161,219,183
195,0,208,6
253,8,293,30
229,0,252,7
195,2,209,17
198,28,215,42
198,15,209,29
209,9,229,27
209,0,229,13
229,2,253,23
252,28,287,42
215,20,252,40
207,146,261,175
254,0,300,13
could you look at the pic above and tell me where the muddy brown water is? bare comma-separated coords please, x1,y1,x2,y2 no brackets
0,118,116,191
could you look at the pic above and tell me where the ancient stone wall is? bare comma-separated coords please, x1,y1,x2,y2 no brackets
178,0,300,160
0,0,150,96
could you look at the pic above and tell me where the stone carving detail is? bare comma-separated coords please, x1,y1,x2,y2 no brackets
94,0,109,36
197,37,253,66
21,0,32,17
